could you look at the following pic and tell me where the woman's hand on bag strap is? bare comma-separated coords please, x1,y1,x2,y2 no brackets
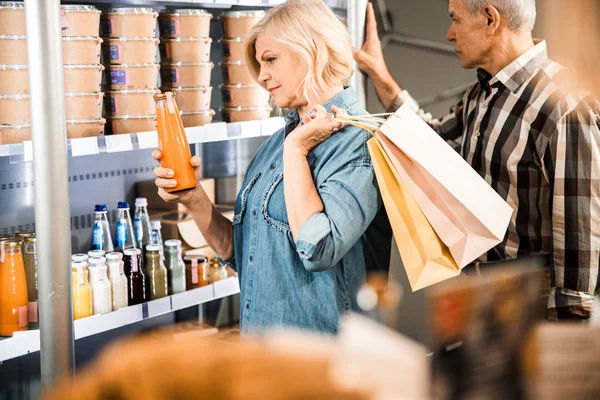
285,105,348,156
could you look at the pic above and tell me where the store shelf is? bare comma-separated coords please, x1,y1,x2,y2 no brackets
0,276,240,363
0,117,284,163
60,0,345,9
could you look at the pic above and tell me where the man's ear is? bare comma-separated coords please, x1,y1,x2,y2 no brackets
484,5,501,34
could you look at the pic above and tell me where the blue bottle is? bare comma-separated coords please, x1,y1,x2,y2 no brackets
114,202,137,252
91,204,114,253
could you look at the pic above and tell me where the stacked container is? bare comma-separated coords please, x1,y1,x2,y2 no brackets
101,8,160,134
0,3,105,144
158,9,215,127
218,11,271,123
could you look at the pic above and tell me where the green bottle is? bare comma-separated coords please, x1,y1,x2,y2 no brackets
145,245,168,300
164,240,187,295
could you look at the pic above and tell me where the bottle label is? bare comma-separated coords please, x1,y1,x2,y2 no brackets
110,69,128,86
151,231,159,245
28,302,38,323
18,306,28,328
134,217,143,243
116,218,128,248
191,259,199,285
91,222,104,250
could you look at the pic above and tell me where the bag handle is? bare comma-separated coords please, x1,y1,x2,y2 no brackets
334,113,395,135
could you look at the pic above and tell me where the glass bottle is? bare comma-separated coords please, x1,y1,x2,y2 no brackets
150,220,163,247
106,252,129,311
114,202,137,252
0,239,28,336
123,248,147,305
22,236,39,329
88,257,112,315
184,256,208,290
133,198,153,249
90,204,114,253
145,245,168,300
164,239,186,294
209,258,229,284
154,91,197,193
71,260,93,320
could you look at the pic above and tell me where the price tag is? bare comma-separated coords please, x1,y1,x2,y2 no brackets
186,126,205,144
23,141,33,162
137,131,159,149
71,137,100,157
204,122,228,142
105,134,133,153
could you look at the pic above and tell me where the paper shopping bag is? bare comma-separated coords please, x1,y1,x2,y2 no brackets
376,105,513,267
368,138,460,291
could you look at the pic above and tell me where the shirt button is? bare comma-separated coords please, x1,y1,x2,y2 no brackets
249,255,253,262
252,209,257,216
246,303,250,310
270,163,276,170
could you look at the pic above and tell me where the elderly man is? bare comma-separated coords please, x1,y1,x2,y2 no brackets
354,0,600,320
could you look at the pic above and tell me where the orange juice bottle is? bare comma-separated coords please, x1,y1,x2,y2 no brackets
154,91,197,193
71,261,93,320
0,239,29,336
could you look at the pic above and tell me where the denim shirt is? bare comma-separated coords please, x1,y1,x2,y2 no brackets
225,87,392,335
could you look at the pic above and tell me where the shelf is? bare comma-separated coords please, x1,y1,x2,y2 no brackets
59,0,346,9
0,276,240,363
0,117,285,163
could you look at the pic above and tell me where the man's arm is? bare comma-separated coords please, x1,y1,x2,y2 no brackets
546,102,600,320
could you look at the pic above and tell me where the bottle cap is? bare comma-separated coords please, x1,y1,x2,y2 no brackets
124,248,142,256
164,239,181,247
117,201,130,209
151,220,161,230
71,253,89,262
106,252,123,261
135,198,148,207
95,204,108,212
146,244,161,252
88,250,106,258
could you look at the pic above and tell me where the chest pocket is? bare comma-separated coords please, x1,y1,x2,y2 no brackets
233,173,261,226
262,173,291,234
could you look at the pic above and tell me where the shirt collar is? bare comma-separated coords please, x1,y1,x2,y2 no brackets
490,39,548,93
283,87,358,135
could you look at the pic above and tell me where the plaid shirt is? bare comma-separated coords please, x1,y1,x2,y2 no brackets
390,40,600,320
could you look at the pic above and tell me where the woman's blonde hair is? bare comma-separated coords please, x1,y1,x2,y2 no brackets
245,0,354,105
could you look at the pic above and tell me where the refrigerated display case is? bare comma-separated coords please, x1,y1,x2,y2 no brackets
0,0,367,397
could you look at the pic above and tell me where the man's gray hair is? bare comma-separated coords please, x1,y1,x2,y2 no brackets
463,0,536,31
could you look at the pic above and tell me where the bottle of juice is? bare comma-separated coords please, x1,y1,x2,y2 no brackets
71,260,93,320
164,239,187,294
0,239,28,336
22,236,39,329
154,91,197,193
123,248,147,305
88,257,112,315
145,245,168,300
91,204,114,253
114,202,137,252
106,252,129,311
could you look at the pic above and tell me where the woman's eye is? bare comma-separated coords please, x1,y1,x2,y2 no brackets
266,58,276,64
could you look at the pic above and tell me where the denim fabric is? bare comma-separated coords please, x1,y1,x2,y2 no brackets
226,87,392,335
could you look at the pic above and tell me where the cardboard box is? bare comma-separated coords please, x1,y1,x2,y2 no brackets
136,178,215,212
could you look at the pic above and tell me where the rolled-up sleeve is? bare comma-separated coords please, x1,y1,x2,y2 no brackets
295,165,380,272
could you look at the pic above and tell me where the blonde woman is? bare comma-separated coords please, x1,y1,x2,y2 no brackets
153,0,391,335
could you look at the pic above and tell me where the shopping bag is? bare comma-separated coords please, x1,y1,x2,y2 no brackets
368,138,460,291
376,105,513,267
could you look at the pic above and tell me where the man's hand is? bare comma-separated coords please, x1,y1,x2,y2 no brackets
352,3,402,109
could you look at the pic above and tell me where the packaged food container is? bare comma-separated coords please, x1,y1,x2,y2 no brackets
159,37,212,63
218,37,246,62
0,94,29,124
64,64,104,93
220,61,254,85
106,62,159,90
108,115,156,134
62,5,101,37
164,86,212,111
63,36,103,64
0,34,26,64
66,118,106,139
103,37,159,64
0,64,28,94
219,11,265,38
220,84,269,108
105,88,158,116
180,109,215,127
0,123,30,145
160,62,213,88
65,92,105,120
0,2,24,35
101,8,158,37
221,106,272,123
158,9,212,38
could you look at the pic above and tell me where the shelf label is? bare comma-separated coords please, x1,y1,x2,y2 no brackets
137,131,159,149
105,135,134,153
71,137,100,157
241,120,262,138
